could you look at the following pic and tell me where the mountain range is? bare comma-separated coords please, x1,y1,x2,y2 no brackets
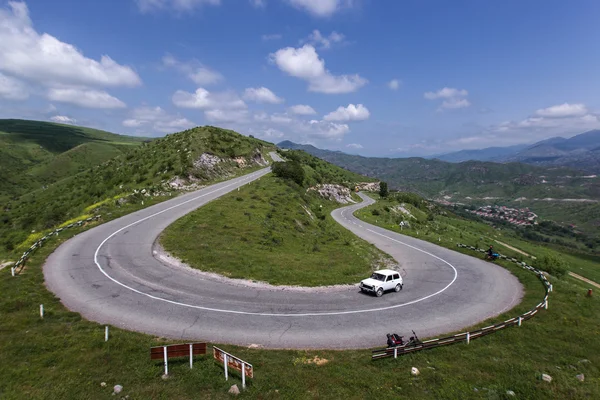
432,129,600,173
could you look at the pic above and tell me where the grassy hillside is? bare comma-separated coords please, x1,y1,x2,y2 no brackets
161,149,382,286
278,141,600,201
0,125,276,257
0,119,149,200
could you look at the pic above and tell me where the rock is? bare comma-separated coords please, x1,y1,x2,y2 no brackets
578,359,590,364
113,385,123,394
307,184,353,204
228,384,240,395
541,374,552,383
100,382,107,387
506,390,515,396
161,374,169,380
576,374,585,382
411,367,420,376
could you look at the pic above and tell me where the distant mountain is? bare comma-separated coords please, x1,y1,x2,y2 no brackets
432,144,529,163
432,130,600,173
277,141,599,201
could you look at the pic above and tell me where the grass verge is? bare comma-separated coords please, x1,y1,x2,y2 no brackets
160,175,391,286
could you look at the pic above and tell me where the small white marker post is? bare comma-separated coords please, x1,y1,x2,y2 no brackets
189,344,193,369
223,354,228,381
466,332,470,344
518,317,522,327
40,304,44,318
394,348,398,359
163,346,168,376
242,363,246,389
105,326,109,342
545,299,548,310
11,267,15,277
549,284,553,292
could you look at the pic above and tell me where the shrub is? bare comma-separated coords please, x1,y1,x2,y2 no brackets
537,254,568,278
271,161,305,185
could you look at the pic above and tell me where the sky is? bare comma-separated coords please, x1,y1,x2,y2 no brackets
1,0,599,157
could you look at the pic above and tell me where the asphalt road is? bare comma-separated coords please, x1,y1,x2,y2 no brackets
44,154,523,349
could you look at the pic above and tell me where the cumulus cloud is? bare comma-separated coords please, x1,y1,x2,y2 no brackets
534,103,588,118
162,54,223,85
50,115,77,124
48,87,126,109
388,79,401,90
287,0,354,17
0,72,28,100
288,104,316,115
205,109,249,123
172,87,246,110
303,30,345,49
324,104,370,121
269,44,367,94
123,106,196,133
135,0,221,13
0,2,141,89
243,87,284,104
424,87,470,110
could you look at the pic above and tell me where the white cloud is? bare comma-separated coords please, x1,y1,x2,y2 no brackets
388,79,401,90
0,2,141,88
162,54,223,85
535,103,588,118
287,0,354,17
172,88,246,110
303,30,345,49
243,87,284,104
250,0,266,8
424,87,468,99
269,113,293,124
123,106,196,133
424,87,470,110
324,104,370,121
205,109,249,123
346,143,363,149
0,72,28,100
269,44,367,94
262,33,282,41
306,120,349,139
135,0,220,13
50,115,77,124
288,104,316,115
48,87,126,109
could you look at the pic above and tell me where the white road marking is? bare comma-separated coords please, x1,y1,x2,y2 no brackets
93,180,458,317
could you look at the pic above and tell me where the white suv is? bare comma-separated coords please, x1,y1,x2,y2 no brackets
359,269,403,297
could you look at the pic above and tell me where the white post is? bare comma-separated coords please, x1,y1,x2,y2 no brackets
40,304,44,318
242,363,246,389
189,344,193,369
394,348,398,359
163,346,168,376
545,299,548,310
11,267,15,277
224,354,228,381
549,284,553,292
105,326,109,342
466,332,470,344
518,317,522,327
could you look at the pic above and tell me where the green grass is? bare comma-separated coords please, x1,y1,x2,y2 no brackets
160,175,389,286
1,205,599,399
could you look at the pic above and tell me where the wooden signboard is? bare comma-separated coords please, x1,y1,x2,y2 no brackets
213,346,253,387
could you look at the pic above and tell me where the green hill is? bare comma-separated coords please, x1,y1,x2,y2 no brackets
0,124,276,256
0,119,150,200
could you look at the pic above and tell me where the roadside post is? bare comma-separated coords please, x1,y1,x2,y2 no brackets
213,347,253,389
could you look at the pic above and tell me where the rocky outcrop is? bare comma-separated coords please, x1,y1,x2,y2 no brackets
307,184,354,204
355,182,380,192
194,153,223,170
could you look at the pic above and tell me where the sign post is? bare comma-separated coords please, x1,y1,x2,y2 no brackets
213,347,253,389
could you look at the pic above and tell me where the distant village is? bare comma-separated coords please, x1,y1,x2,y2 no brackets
467,205,538,226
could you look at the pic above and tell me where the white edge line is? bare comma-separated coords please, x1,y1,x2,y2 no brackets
93,177,458,317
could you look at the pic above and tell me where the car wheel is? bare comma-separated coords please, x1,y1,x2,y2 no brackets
395,283,401,292
376,288,384,297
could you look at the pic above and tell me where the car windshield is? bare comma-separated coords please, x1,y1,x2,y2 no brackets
370,273,386,281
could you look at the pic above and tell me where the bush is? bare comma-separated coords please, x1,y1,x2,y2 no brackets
371,209,381,216
537,254,568,278
271,161,305,185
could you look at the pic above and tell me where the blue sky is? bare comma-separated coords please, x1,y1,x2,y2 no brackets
1,0,599,156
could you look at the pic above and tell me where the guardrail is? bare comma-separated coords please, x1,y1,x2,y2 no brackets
10,216,102,277
372,243,551,360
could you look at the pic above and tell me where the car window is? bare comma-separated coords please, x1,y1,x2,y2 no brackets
393,274,399,280
371,273,385,281
386,275,392,282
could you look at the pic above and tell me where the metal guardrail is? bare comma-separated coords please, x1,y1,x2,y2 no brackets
10,216,102,277
372,244,551,360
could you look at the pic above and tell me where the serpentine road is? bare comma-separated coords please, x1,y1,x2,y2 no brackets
44,153,522,349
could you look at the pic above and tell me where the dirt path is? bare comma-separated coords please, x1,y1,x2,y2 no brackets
569,272,600,289
494,240,536,259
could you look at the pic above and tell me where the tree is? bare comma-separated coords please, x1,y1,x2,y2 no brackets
379,181,389,198
272,161,305,186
